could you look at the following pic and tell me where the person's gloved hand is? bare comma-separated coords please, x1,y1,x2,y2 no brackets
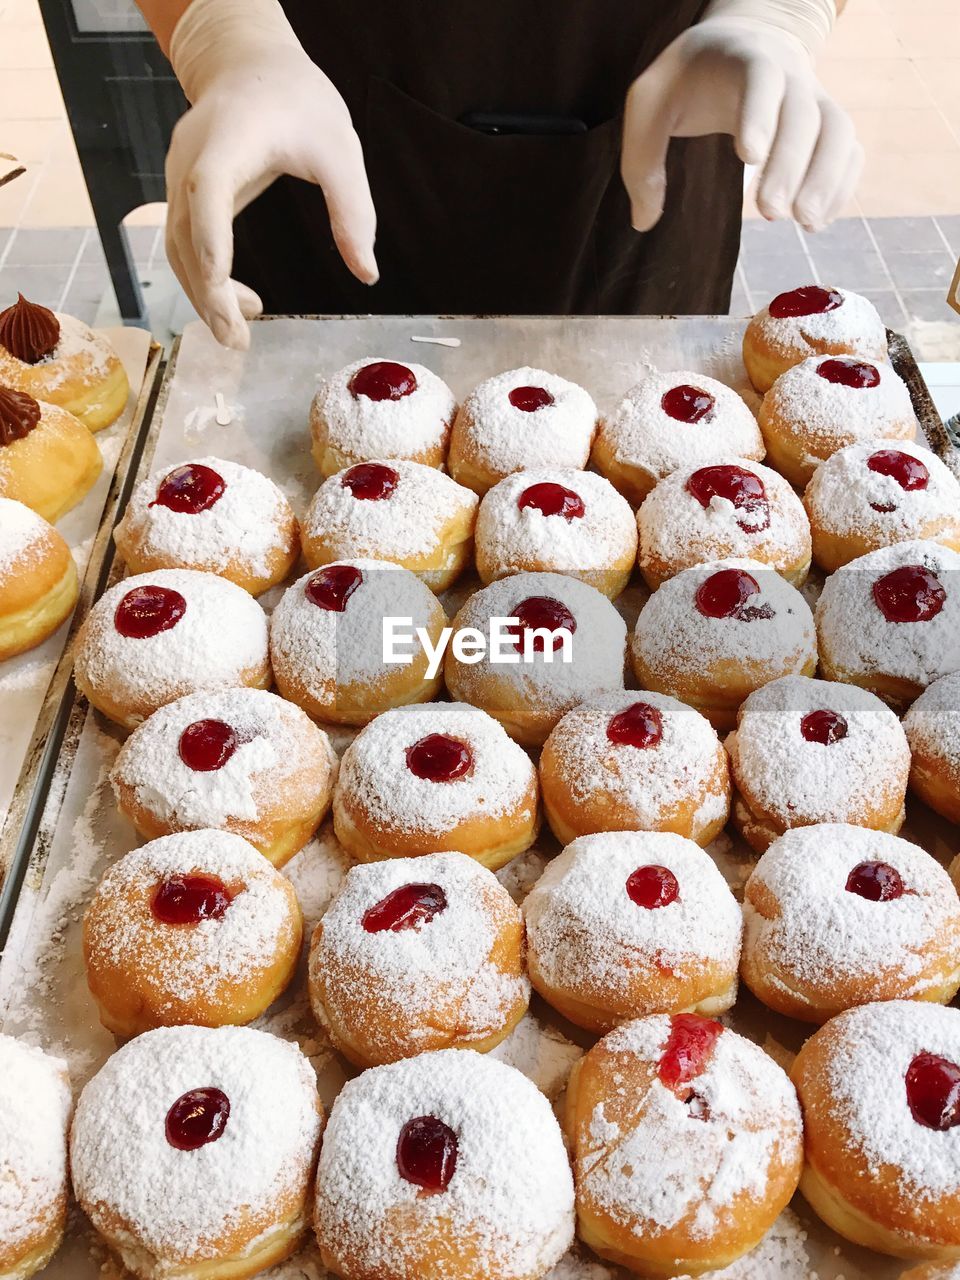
165,0,377,350
623,10,861,234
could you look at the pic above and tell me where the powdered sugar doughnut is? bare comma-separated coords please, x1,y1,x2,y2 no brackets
0,495,77,660
805,439,960,573
83,830,303,1037
727,675,910,853
74,568,270,730
314,1048,575,1280
303,460,478,592
791,1000,960,1260
0,385,102,524
333,702,539,870
71,1024,323,1280
111,687,336,866
114,457,300,596
539,691,730,847
637,458,811,590
592,371,764,506
269,559,446,725
631,558,817,731
445,571,627,747
310,358,456,478
475,468,637,599
904,674,960,824
309,851,529,1068
759,354,917,489
448,367,598,496
566,1013,803,1276
0,1035,71,1280
743,285,888,394
816,540,960,710
525,832,742,1032
902,1265,960,1279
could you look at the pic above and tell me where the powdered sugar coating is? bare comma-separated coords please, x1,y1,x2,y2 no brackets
115,456,295,580
904,673,960,771
749,289,887,366
0,1034,70,1255
314,1049,574,1277
524,832,741,996
70,1025,321,1263
310,358,456,462
816,540,960,693
0,495,55,577
0,311,114,390
476,468,637,580
729,676,909,828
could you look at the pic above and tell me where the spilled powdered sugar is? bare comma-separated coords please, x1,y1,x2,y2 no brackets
0,495,55,575
904,672,960,770
456,367,597,474
750,288,887,364
311,358,456,459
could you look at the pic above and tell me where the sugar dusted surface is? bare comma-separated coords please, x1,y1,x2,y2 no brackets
311,357,456,459
751,288,887,363
458,367,598,474
763,355,916,453
0,495,54,578
904,673,960,770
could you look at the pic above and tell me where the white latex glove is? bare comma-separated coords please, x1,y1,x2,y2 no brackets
623,5,861,234
166,0,377,349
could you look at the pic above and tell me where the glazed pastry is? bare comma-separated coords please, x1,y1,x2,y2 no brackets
0,384,101,523
114,456,300,595
758,353,917,488
444,571,627,747
110,687,336,866
447,366,598,495
0,1035,71,1280
539,690,730,847
816,540,960,710
904,674,960,824
524,832,742,1032
743,825,960,1024
804,439,960,573
792,1000,960,1260
333,702,539,870
310,358,456,478
631,558,817,731
592,370,763,505
70,1024,323,1280
83,829,303,1036
637,458,811,589
74,568,271,729
566,1013,803,1276
308,851,529,1067
314,1049,575,1280
743,285,888,394
303,459,478,592
727,675,910,853
0,293,129,432
475,467,637,599
0,496,78,660
269,559,446,725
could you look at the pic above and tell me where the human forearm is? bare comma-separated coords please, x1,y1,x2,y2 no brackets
134,0,193,58
702,0,837,56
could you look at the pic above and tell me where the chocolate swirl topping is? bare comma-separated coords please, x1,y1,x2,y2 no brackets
0,385,41,445
0,293,60,364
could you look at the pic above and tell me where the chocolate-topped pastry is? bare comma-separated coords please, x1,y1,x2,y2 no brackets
0,385,41,444
0,294,60,365
0,384,101,523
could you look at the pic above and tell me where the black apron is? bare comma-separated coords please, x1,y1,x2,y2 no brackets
232,2,743,316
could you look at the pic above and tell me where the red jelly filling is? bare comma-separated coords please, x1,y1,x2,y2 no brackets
178,718,239,771
768,285,843,319
509,385,554,412
509,596,576,652
800,709,848,745
341,462,399,501
396,1115,458,1192
152,874,233,924
362,882,448,933
694,568,773,621
817,357,881,389
658,1014,723,1093
349,361,417,401
305,564,363,612
866,449,929,514
905,1053,960,1131
626,865,680,910
114,585,187,639
873,564,946,623
406,734,472,782
165,1087,230,1150
517,481,585,521
151,463,226,514
661,384,715,424
845,860,904,902
607,701,664,749
686,465,770,533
